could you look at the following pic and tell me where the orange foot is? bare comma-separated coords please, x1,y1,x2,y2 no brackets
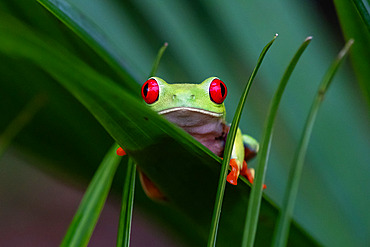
241,161,267,189
116,147,166,201
116,147,126,156
139,171,166,201
227,159,240,185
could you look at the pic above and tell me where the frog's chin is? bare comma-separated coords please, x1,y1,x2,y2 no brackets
158,107,223,118
158,107,225,137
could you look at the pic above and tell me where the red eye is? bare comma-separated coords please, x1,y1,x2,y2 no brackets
209,78,227,104
142,78,159,104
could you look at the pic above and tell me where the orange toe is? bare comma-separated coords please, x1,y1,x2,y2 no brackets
241,161,254,184
227,172,238,185
116,147,126,156
227,159,240,185
139,171,166,201
241,161,267,189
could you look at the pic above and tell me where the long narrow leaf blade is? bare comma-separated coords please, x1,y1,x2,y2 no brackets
149,42,168,77
242,37,312,247
334,0,370,104
352,0,370,33
61,143,122,247
207,34,277,247
37,0,140,93
116,159,136,247
0,14,201,154
272,39,354,247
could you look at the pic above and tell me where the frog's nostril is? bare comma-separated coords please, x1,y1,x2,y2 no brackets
190,95,195,100
172,95,176,100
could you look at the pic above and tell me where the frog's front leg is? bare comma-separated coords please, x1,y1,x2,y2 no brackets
240,135,266,189
240,134,258,184
242,134,259,161
226,128,244,185
225,131,266,188
226,158,241,185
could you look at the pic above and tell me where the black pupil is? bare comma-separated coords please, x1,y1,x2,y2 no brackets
143,83,149,97
220,83,225,97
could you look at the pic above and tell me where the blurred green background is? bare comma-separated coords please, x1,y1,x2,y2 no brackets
0,0,369,246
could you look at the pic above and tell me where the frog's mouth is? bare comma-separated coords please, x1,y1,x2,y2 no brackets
158,107,223,118
158,106,225,134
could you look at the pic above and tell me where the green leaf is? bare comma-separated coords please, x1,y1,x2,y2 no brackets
272,39,354,247
352,0,370,33
334,0,370,104
242,37,312,247
0,13,316,247
116,158,136,247
207,34,277,247
37,0,140,95
149,42,168,77
61,143,121,247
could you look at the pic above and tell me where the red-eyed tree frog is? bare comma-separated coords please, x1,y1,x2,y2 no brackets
117,77,263,200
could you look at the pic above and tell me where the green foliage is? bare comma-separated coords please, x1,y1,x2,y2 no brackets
0,0,369,246
208,35,277,247
37,0,140,94
0,10,314,246
272,39,354,247
351,0,370,33
334,0,370,104
61,143,121,247
116,158,136,247
242,37,312,247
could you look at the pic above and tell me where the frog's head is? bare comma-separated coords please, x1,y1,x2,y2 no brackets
141,77,227,119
